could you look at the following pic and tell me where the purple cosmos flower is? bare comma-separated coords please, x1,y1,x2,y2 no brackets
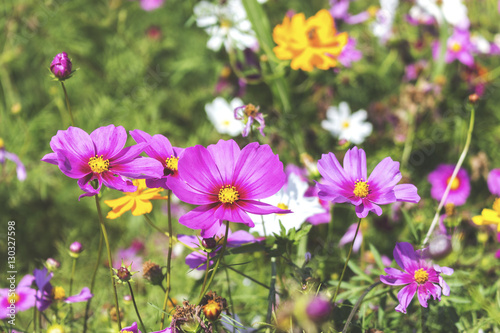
168,139,290,237
306,296,332,322
428,164,470,206
337,37,362,67
130,129,184,189
234,104,266,137
41,125,163,199
69,241,83,254
136,0,165,11
179,225,256,270
306,184,332,225
317,147,420,218
0,275,36,319
432,28,474,67
487,169,500,196
380,242,453,314
0,139,27,181
121,322,142,333
50,52,73,80
34,268,93,311
330,0,370,24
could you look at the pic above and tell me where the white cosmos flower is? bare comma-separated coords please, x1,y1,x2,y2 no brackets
250,173,327,236
193,0,259,52
321,102,373,145
205,97,244,137
413,0,469,29
371,0,399,43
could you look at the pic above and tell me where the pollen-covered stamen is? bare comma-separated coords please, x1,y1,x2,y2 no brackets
244,104,259,118
353,179,370,198
88,155,109,174
165,155,179,172
8,293,19,304
51,286,66,300
276,202,288,215
218,185,239,204
450,42,462,52
446,176,460,190
414,268,429,284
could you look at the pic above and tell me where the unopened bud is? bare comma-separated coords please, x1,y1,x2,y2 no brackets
46,258,61,271
468,93,479,104
306,296,332,322
143,260,164,285
203,300,222,321
202,237,217,250
69,241,83,257
50,52,73,80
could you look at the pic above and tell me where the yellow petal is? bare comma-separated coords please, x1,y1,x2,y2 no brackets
131,199,153,216
106,198,135,219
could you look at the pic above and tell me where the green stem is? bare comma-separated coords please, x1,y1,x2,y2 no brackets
197,222,230,304
223,260,236,333
422,105,475,246
83,229,103,333
68,256,77,327
95,195,121,330
331,217,362,304
401,108,417,171
60,81,74,126
160,190,173,329
223,265,273,291
265,254,277,324
199,252,212,299
33,303,37,333
342,281,381,333
128,281,147,333
144,214,199,253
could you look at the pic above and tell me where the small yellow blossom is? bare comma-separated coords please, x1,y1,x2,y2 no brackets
272,9,348,72
472,198,500,231
104,179,168,219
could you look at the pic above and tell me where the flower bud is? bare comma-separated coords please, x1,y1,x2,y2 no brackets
306,296,331,322
469,93,479,104
143,260,164,286
50,52,72,80
203,300,222,321
202,237,217,250
428,234,452,260
116,266,132,282
69,241,83,257
46,258,61,271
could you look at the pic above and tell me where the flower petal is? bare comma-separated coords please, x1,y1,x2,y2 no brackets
395,283,417,314
394,184,421,203
179,203,221,234
367,157,402,193
111,157,163,179
393,242,418,272
207,139,240,185
343,147,367,182
65,287,93,303
90,125,127,159
177,145,223,194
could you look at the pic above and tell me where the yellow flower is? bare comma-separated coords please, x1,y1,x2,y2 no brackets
472,198,500,231
272,9,348,72
104,179,168,219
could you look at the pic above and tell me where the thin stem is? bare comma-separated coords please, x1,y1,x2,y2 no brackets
83,229,103,333
342,281,381,333
95,195,121,330
402,108,417,171
128,281,147,333
223,265,273,291
197,222,230,304
33,303,37,333
60,81,74,126
223,260,236,333
422,105,475,246
199,252,212,299
160,190,173,329
68,257,77,327
265,255,277,324
144,214,199,253
331,217,362,304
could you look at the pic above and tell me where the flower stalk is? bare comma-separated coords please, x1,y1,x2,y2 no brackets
160,190,173,329
60,81,75,126
83,231,103,333
128,281,147,333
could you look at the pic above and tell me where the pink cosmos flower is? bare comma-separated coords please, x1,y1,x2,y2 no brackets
121,322,141,333
130,129,184,189
432,28,474,67
428,164,470,206
487,169,500,196
337,37,362,67
316,147,420,218
0,275,36,319
169,139,290,237
41,125,163,199
380,242,453,314
234,104,266,137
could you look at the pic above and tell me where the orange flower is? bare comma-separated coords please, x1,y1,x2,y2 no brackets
104,179,167,219
273,9,348,72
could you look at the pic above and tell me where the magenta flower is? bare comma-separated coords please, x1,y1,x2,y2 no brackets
169,139,289,237
306,296,332,322
317,147,420,218
121,322,141,333
428,164,470,206
487,169,500,196
50,52,73,80
130,129,184,189
34,268,93,311
41,125,163,199
0,275,36,319
0,139,27,181
234,104,266,137
432,28,474,67
329,0,370,24
139,0,165,11
337,37,362,68
380,242,453,314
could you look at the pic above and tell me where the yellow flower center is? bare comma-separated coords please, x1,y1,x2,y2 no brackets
353,179,370,198
0,138,4,149
367,5,379,18
218,185,239,204
220,66,231,78
414,268,429,284
8,293,19,304
51,286,66,300
446,176,460,190
493,198,500,214
122,331,133,333
47,324,65,333
276,202,289,215
220,19,231,28
342,121,350,129
307,27,321,47
450,42,462,52
88,155,109,174
165,155,179,171
222,120,230,127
